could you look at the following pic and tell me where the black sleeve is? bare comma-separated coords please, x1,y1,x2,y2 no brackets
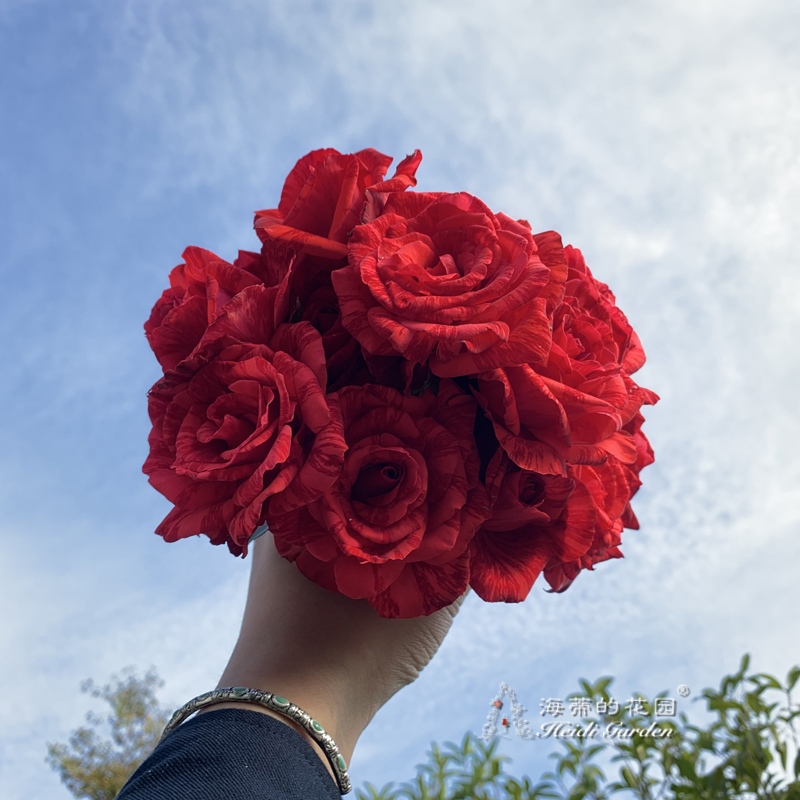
115,708,341,800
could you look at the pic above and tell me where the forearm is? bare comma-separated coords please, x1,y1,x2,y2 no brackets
197,538,382,782
194,534,464,790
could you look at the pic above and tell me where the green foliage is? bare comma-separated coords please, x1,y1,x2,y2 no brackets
45,667,171,800
357,734,549,800
357,656,800,800
46,657,800,800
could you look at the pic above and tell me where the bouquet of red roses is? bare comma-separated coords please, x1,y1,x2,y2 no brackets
143,148,658,618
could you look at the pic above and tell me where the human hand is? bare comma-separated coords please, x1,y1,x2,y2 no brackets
205,533,468,783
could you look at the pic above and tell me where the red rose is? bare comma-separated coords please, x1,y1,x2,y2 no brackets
145,247,262,371
544,244,648,393
268,381,491,618
333,194,560,376
475,242,658,475
470,406,656,600
468,453,595,602
143,285,347,555
250,148,425,380
254,147,422,260
543,457,638,593
144,242,298,372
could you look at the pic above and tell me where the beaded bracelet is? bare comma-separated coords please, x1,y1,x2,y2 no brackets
159,687,351,795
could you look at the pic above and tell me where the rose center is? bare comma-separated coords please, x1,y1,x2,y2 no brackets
519,474,546,507
352,463,404,504
314,305,340,334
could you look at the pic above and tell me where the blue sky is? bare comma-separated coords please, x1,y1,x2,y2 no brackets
2,0,799,796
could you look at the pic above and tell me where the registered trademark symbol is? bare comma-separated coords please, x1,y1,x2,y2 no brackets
677,685,690,697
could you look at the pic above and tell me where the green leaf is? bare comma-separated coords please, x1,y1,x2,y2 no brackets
674,756,698,781
740,653,751,674
620,766,637,788
777,741,788,771
752,672,783,691
595,677,614,695
745,692,764,714
788,666,800,691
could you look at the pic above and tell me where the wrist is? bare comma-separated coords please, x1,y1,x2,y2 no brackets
211,663,371,775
